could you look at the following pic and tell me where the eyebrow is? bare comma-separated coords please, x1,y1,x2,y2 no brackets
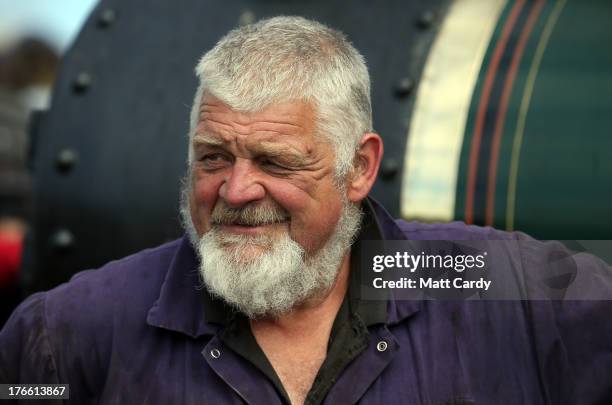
192,134,225,147
192,135,309,166
254,141,309,166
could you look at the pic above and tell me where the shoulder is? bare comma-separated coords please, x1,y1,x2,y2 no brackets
43,238,182,327
4,238,183,350
0,238,184,384
49,238,181,301
393,219,515,240
13,236,182,320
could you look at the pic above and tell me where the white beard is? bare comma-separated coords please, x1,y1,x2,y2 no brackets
196,200,362,319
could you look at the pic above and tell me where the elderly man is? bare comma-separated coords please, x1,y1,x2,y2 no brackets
1,16,612,405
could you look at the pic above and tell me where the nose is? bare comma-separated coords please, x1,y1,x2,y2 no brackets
218,158,265,208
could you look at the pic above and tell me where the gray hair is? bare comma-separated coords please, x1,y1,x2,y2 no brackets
188,16,372,178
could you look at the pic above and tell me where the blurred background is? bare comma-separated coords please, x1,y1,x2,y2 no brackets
0,0,97,325
1,0,611,327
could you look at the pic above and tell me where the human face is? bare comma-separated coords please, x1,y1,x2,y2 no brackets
189,95,345,256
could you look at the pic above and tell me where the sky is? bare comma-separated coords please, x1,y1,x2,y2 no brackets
0,0,98,52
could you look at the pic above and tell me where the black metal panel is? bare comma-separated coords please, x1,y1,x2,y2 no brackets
27,0,451,292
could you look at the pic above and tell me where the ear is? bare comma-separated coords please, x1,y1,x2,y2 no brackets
346,133,384,203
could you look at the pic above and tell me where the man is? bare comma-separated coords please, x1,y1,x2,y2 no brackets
1,16,611,405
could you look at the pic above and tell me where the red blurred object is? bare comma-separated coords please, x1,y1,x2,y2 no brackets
0,232,22,287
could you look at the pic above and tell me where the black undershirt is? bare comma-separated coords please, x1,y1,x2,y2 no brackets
202,199,388,405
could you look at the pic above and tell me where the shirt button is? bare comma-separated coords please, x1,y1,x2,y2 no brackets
376,341,388,352
210,348,221,359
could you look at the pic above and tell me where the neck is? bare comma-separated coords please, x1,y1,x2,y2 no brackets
250,251,351,336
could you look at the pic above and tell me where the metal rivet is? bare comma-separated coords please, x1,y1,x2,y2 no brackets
394,77,414,98
56,149,78,173
417,10,435,29
98,9,117,28
210,349,221,359
73,72,92,94
51,229,75,251
376,341,388,352
381,159,399,180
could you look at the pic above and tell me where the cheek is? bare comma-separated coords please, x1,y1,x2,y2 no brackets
298,200,343,252
266,178,344,253
190,172,223,232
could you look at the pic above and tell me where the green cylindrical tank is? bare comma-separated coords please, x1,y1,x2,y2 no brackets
401,0,612,240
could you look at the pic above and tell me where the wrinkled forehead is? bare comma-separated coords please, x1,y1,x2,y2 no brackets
188,91,329,164
199,92,317,118
196,95,319,139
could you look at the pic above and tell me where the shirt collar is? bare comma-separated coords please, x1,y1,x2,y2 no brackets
348,198,388,326
352,197,422,327
146,235,221,338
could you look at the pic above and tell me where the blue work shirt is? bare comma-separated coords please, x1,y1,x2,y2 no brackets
1,199,611,404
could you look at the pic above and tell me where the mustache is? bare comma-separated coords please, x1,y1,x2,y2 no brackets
211,201,290,226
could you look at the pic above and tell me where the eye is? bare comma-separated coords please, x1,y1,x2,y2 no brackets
260,158,279,167
259,158,289,172
199,153,231,170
